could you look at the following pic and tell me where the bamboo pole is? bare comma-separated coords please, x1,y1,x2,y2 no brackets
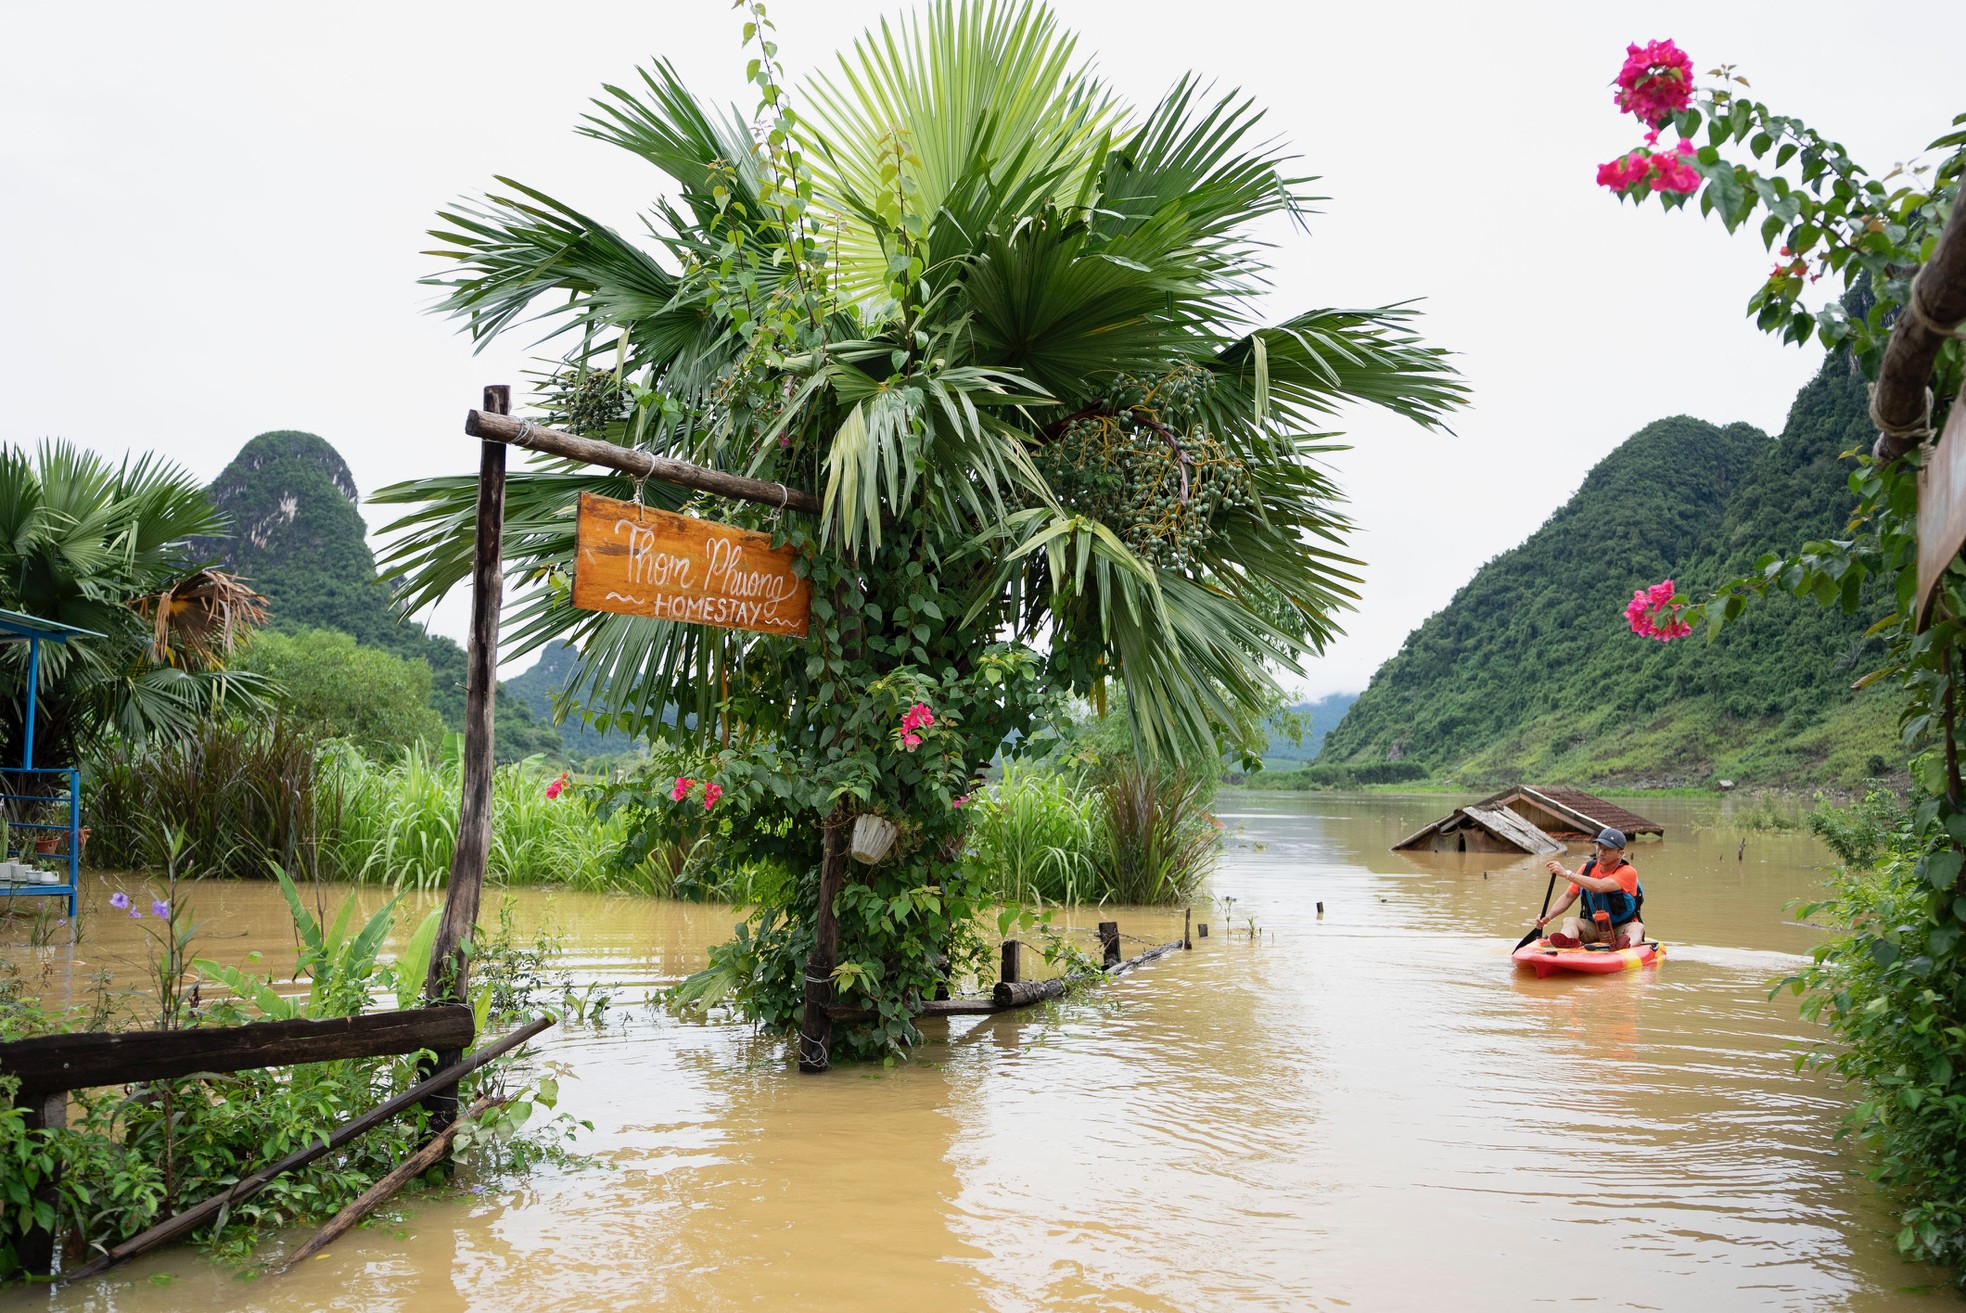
271,1094,506,1276
59,1015,555,1285
464,409,820,514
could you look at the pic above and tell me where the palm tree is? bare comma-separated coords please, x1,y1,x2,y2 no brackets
0,441,265,767
381,0,1465,763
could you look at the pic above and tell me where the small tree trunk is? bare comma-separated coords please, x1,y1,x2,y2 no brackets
798,807,851,1072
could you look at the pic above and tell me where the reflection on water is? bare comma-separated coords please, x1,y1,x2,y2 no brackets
1,793,1946,1311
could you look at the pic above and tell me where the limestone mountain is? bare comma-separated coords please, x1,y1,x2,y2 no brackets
1318,354,1895,788
200,430,561,760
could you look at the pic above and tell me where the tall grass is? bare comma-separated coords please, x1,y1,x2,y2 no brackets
318,745,653,891
965,760,1217,905
965,760,1098,903
88,727,662,893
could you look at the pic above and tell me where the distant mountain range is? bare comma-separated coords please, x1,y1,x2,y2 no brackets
1316,352,1894,789
1263,693,1358,760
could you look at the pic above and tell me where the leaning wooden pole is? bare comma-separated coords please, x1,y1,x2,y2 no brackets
273,1093,505,1276
422,384,508,1126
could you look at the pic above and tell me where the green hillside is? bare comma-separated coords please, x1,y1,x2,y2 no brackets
1262,693,1359,761
1318,354,1896,789
200,431,561,761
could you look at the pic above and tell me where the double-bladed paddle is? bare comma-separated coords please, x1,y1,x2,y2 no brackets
1514,870,1559,950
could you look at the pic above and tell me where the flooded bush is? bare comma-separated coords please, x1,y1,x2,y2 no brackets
1089,761,1219,904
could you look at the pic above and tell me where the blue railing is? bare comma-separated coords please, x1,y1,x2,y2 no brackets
0,766,80,918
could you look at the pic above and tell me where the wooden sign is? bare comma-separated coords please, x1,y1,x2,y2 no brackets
1917,401,1966,625
572,492,809,637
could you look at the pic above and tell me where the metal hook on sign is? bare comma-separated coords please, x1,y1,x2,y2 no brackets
769,482,789,527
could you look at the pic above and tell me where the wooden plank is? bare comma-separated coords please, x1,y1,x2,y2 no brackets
1462,804,1562,855
0,1006,474,1100
58,1014,553,1285
465,409,820,514
1919,401,1966,621
574,492,811,638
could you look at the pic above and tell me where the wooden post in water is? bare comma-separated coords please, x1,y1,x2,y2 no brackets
422,384,508,1126
1183,908,1192,950
14,1090,64,1274
1098,921,1121,969
797,808,851,1072
1000,940,1021,985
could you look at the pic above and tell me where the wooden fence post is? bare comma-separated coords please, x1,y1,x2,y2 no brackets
1097,921,1120,969
422,384,508,1125
1000,940,1021,985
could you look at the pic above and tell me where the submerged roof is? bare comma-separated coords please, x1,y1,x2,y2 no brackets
1392,784,1665,853
1475,785,1664,837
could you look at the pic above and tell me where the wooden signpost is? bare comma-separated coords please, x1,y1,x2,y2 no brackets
572,491,810,638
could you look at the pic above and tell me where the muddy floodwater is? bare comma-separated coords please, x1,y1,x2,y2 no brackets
1,793,1950,1311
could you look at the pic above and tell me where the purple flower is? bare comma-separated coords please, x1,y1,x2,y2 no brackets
109,891,129,910
128,908,141,919
152,899,169,918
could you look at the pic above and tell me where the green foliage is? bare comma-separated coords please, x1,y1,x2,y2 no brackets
0,440,266,765
1321,372,1896,788
1242,760,1430,791
234,628,447,757
1088,760,1219,904
1259,693,1359,762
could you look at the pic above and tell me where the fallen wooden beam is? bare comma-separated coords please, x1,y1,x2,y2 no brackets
272,1093,506,1277
0,1005,475,1101
464,409,821,515
58,1013,555,1284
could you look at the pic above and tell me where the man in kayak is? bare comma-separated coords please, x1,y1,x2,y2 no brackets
1534,828,1644,948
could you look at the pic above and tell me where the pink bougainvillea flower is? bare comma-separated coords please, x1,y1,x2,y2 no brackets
1626,578,1690,641
545,772,569,801
671,776,693,802
1614,38,1694,126
953,794,969,808
109,891,129,910
901,731,923,750
703,782,723,810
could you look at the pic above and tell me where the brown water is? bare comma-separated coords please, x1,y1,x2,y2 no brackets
1,793,1950,1310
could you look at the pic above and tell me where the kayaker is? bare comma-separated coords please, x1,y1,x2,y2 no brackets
1535,827,1643,948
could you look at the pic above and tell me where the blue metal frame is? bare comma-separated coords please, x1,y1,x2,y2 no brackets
0,609,99,920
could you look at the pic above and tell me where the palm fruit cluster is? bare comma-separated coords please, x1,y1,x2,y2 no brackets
1035,364,1253,573
543,367,630,437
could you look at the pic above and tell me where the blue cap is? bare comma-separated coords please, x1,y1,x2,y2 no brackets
1595,827,1627,849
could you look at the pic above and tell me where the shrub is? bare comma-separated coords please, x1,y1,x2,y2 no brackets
1090,761,1219,904
234,628,448,758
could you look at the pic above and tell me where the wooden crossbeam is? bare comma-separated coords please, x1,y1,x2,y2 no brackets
464,409,820,515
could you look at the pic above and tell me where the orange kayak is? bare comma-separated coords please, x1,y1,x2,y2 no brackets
1512,937,1665,978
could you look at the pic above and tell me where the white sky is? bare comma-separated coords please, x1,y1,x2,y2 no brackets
4,1,1961,695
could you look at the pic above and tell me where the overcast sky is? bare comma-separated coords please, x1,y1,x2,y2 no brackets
4,1,1961,695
